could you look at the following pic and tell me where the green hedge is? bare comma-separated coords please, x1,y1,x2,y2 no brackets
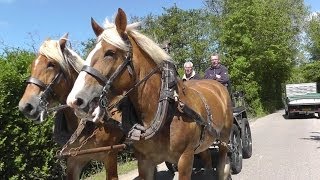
0,49,63,179
0,48,135,179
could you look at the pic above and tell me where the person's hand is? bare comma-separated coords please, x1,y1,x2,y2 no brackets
216,74,221,79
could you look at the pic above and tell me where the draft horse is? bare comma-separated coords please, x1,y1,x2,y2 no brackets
18,34,124,180
67,8,233,180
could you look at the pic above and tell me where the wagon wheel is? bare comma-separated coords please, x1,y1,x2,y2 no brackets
241,118,252,159
229,124,242,174
165,161,177,176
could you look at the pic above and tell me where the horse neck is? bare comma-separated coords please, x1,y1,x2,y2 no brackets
127,45,162,127
54,53,81,131
54,68,80,133
62,107,80,132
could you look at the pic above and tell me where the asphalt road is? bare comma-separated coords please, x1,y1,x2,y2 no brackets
119,110,320,180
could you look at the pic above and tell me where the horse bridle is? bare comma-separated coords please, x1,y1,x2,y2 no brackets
81,34,158,107
26,71,64,114
81,50,134,109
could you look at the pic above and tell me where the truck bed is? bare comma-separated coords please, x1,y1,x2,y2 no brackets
287,93,320,105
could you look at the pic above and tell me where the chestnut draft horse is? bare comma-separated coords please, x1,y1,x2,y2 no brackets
67,8,233,180
18,34,124,180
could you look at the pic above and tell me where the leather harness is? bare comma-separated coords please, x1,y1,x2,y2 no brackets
80,35,220,144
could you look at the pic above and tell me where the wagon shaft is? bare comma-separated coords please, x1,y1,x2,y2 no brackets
56,144,127,158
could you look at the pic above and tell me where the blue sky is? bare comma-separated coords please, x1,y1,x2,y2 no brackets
0,0,319,52
0,0,204,52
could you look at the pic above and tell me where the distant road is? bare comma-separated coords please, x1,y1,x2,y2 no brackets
119,110,320,180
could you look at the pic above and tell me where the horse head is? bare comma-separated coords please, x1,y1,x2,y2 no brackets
67,8,172,123
68,9,132,122
19,33,84,123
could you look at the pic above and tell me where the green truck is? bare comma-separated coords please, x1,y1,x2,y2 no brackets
284,82,320,118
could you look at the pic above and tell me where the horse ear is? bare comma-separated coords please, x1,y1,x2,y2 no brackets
91,17,104,37
115,8,127,35
59,33,68,50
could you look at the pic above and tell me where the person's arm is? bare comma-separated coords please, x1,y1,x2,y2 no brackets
216,66,229,84
194,73,201,80
204,69,216,80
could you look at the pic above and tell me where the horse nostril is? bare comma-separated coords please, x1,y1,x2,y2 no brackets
75,98,84,107
24,103,34,113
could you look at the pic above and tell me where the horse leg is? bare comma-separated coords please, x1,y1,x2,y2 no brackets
136,158,157,180
216,144,230,180
177,152,194,180
103,151,119,180
66,157,89,180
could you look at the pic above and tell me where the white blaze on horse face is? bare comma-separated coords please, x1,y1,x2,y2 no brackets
85,42,102,66
34,57,41,68
66,42,102,107
66,71,87,107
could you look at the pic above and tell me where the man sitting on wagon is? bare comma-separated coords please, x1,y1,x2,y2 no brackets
204,53,234,106
182,61,201,81
204,53,230,87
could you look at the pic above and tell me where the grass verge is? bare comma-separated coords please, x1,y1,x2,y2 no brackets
85,160,137,180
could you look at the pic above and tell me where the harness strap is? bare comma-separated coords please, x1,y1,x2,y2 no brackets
26,77,46,89
25,72,64,123
68,118,88,144
82,65,108,84
106,65,160,111
178,101,219,138
126,61,177,141
177,88,220,151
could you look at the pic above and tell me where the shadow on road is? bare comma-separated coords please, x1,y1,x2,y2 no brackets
300,132,320,149
282,113,318,120
155,169,218,180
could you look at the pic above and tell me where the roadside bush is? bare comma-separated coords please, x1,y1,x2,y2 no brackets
0,48,137,179
0,49,63,179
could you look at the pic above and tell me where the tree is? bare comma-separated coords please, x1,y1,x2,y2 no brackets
206,0,308,114
306,12,320,61
139,5,218,74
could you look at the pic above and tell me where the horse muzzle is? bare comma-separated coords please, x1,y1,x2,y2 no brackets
18,101,48,124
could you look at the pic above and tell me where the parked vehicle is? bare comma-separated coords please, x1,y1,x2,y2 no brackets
284,82,320,118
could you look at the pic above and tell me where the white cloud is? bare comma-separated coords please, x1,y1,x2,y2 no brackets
0,0,15,3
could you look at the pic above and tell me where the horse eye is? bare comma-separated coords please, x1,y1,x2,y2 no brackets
104,50,115,58
47,62,55,68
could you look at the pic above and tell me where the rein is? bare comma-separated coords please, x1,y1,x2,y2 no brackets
106,65,160,111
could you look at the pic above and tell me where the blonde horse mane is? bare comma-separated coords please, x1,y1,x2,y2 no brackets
39,39,84,75
99,19,174,65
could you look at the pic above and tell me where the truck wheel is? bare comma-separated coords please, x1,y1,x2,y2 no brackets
286,107,294,119
242,118,252,159
229,124,242,174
